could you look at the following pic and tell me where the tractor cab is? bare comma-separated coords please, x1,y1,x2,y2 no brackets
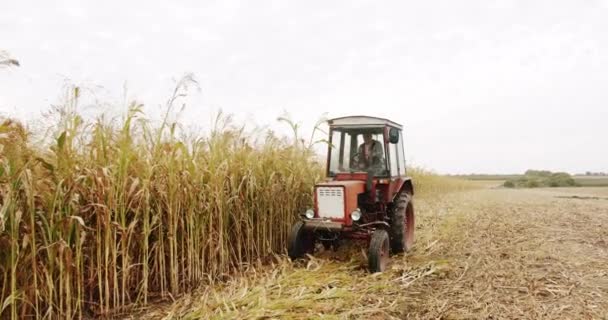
327,116,407,180
288,116,415,273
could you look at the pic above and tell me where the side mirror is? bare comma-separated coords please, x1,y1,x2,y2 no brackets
388,128,399,144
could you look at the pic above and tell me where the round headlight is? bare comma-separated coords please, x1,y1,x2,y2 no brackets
305,209,315,219
351,209,362,221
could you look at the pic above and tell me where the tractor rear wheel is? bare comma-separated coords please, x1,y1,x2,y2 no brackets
389,192,415,254
368,229,390,273
287,221,314,260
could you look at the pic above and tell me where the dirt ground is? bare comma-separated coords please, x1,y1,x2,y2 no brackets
137,185,608,319
401,185,608,319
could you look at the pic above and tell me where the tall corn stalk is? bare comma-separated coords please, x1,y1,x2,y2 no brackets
0,84,323,318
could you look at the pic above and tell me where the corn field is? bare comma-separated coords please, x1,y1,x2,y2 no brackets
0,85,468,319
0,86,325,318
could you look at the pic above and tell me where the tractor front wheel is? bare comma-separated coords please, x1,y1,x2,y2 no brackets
368,229,390,273
288,221,314,260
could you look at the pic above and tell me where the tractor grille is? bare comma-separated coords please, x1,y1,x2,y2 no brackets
316,187,344,219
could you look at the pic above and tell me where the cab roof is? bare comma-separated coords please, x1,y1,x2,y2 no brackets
328,116,403,130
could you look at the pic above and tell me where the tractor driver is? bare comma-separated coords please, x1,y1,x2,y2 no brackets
356,133,384,172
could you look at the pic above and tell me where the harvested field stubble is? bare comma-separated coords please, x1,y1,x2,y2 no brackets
152,256,446,320
406,188,608,319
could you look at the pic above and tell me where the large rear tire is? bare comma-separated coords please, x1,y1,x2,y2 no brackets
389,192,415,254
368,229,390,273
287,221,314,260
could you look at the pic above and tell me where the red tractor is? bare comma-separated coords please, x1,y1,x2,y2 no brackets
288,116,415,273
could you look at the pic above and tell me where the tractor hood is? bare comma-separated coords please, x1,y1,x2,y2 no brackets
332,171,374,192
314,180,365,223
316,180,366,190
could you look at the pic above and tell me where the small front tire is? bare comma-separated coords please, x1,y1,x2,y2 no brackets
368,229,390,273
288,221,314,260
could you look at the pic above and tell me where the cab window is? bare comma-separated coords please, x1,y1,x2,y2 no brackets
328,129,388,177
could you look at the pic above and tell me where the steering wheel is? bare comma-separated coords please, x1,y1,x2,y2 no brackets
350,152,368,170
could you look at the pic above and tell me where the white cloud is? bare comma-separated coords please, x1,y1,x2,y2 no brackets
60,6,87,19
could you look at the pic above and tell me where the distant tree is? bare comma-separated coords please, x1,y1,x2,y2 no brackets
525,170,551,177
526,179,540,188
506,170,577,188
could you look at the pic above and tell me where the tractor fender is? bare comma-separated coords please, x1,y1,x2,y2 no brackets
401,178,414,196
392,177,414,202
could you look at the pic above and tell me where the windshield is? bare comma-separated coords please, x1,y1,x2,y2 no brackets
328,128,388,177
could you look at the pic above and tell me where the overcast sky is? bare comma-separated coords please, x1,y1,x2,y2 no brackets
1,0,607,174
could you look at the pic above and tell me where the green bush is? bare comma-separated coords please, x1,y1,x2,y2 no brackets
504,170,577,188
526,179,540,188
547,173,576,187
